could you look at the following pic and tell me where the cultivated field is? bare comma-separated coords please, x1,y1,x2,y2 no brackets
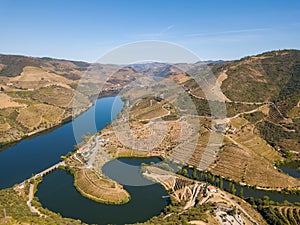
265,206,300,225
74,168,130,204
10,66,72,90
211,143,300,188
0,93,25,109
16,104,65,130
130,97,170,121
31,86,74,108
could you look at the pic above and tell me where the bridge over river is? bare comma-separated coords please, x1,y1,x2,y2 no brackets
17,161,66,216
20,161,66,185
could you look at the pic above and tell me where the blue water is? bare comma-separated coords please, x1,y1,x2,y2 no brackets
36,157,168,225
187,169,300,203
0,96,123,189
281,161,300,179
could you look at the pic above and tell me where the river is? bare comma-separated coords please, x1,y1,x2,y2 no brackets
186,169,300,203
36,157,169,225
0,96,123,189
0,96,299,225
281,161,300,179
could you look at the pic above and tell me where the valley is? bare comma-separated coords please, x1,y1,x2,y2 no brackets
0,50,299,225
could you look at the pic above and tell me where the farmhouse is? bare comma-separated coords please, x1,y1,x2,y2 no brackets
206,185,217,193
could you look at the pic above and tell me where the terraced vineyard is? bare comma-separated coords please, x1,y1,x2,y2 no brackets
74,168,130,204
16,103,65,131
211,141,248,181
210,117,300,188
130,97,169,121
261,206,300,225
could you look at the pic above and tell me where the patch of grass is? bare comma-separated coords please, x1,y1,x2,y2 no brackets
230,117,248,129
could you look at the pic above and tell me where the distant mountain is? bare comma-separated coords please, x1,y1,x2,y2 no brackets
0,54,138,145
195,60,224,65
129,62,185,77
0,54,90,79
0,50,299,153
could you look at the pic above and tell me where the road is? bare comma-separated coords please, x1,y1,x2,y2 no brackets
221,191,258,225
26,183,43,216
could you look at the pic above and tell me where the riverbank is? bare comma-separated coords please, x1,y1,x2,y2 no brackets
61,142,159,205
57,103,300,208
0,89,120,152
0,176,87,224
35,159,169,225
0,102,91,152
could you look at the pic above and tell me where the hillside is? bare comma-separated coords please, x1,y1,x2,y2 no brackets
215,50,300,154
184,50,300,188
0,54,138,146
219,50,300,103
0,50,299,177
0,50,299,225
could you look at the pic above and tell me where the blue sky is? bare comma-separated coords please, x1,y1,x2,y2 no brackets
0,0,299,62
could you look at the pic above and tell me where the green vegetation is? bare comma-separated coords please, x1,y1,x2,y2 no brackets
257,120,298,148
1,50,300,224
276,61,300,116
0,187,85,224
246,196,300,225
135,199,214,225
221,50,300,103
243,111,265,123
188,95,257,118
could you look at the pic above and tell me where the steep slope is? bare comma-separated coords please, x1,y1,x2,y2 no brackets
0,54,138,146
220,50,300,104
216,50,300,153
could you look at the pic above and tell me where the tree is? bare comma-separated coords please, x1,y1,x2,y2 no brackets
219,178,223,190
239,188,244,198
0,87,4,92
199,172,204,180
263,196,270,206
203,173,208,181
231,206,237,215
232,187,237,195
183,169,188,177
247,197,255,206
74,145,79,151
229,181,233,191
207,173,212,181
192,166,198,179
82,132,92,143
215,177,220,187
211,175,215,183
178,166,182,174
230,183,236,195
